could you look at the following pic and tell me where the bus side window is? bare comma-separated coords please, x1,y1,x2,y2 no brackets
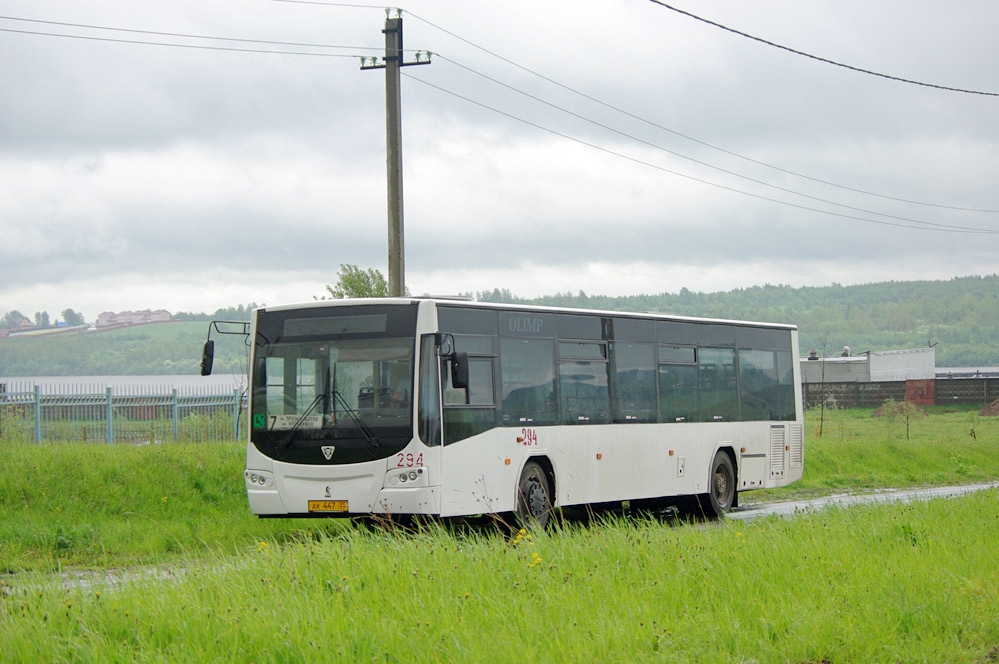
500,337,557,426
441,353,498,445
659,363,698,423
738,348,778,421
559,360,609,424
610,342,656,423
776,349,796,421
699,347,737,421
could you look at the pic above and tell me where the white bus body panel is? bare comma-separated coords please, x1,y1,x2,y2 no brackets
439,420,803,518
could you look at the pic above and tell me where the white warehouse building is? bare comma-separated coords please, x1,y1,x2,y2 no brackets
800,347,936,384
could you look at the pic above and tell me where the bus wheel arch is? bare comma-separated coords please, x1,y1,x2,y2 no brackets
515,457,556,529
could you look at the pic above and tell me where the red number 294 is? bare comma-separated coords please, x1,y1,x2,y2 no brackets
395,452,423,467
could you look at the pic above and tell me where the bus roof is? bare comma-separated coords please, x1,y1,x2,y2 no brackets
257,297,797,331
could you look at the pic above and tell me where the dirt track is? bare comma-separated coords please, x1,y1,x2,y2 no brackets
730,482,999,521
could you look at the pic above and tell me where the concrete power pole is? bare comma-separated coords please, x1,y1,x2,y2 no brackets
361,11,431,297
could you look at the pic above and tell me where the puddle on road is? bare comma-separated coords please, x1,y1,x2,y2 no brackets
729,482,999,521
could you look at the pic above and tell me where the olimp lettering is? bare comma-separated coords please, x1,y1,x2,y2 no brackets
509,317,544,334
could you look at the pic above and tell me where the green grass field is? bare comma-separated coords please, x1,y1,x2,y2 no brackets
1,407,998,662
764,404,999,500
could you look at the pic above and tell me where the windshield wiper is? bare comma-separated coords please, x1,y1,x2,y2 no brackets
275,392,325,458
332,390,381,451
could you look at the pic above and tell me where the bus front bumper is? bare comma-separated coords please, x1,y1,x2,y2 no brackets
247,483,441,516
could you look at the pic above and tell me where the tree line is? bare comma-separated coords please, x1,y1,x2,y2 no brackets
1,309,86,330
1,304,260,332
2,271,997,375
170,304,260,323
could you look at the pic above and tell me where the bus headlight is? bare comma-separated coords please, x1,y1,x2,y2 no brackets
244,470,274,488
386,467,427,487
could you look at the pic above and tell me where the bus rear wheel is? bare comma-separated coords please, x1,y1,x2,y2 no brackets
516,461,552,530
703,451,736,518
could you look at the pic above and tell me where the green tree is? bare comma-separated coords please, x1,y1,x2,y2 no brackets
880,396,926,440
34,311,50,328
62,308,85,326
318,264,393,299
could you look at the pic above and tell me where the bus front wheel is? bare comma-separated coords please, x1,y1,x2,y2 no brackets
704,452,736,517
516,461,552,529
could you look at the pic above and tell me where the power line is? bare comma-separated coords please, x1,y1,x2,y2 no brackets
270,0,386,8
435,55,996,231
263,3,997,213
8,7,996,219
646,0,999,98
0,14,379,52
0,26,362,57
403,72,998,235
405,11,998,213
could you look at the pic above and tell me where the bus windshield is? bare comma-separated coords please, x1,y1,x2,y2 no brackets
250,304,418,465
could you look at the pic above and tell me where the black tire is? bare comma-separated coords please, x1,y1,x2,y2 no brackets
703,452,736,518
516,461,552,530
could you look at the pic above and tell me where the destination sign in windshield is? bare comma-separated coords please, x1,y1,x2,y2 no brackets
268,414,323,430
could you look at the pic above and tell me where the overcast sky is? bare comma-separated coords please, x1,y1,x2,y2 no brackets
2,0,997,321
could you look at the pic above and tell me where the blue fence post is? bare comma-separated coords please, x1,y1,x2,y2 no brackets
33,385,42,443
172,388,179,442
106,387,114,444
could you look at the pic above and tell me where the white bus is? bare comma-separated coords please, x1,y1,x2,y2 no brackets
206,298,803,525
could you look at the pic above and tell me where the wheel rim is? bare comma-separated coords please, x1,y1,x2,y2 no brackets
525,479,549,517
713,462,733,507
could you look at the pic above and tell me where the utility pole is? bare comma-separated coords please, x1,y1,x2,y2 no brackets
361,10,431,297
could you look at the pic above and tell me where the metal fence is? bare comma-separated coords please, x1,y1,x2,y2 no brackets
0,381,245,444
935,377,999,406
803,377,999,410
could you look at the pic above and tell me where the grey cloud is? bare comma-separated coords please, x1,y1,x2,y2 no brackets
1,0,998,319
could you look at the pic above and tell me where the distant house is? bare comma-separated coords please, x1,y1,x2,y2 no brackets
1,315,38,337
95,309,172,328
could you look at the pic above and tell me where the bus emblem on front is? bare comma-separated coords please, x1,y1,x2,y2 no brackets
321,446,335,460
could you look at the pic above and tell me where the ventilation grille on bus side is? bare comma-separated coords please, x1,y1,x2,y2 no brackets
789,424,804,468
769,425,785,478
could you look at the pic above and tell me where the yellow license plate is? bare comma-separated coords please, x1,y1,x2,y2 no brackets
308,500,348,513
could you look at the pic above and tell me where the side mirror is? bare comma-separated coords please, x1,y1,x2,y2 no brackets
450,352,470,390
200,340,215,376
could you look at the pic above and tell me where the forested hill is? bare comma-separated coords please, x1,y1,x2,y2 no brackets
473,275,999,367
1,276,997,376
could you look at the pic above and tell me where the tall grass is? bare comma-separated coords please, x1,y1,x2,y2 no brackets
0,441,342,572
2,408,997,572
766,405,999,499
2,408,998,661
2,493,997,663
